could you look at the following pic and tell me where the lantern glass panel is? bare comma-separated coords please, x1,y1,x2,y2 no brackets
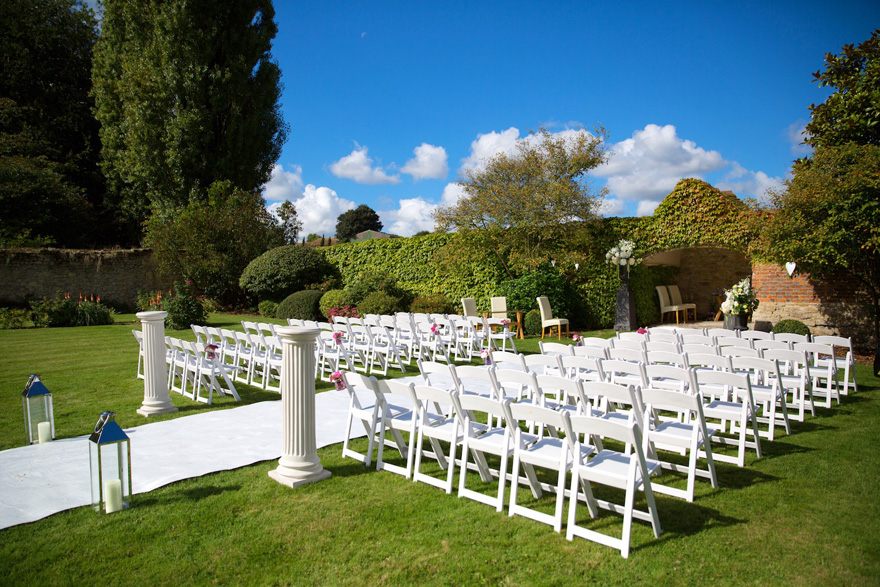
22,377,54,445
88,413,132,514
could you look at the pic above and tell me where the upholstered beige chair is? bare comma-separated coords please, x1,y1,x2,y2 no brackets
461,297,478,317
537,296,569,339
667,285,696,322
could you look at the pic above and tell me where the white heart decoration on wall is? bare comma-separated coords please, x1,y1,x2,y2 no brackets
785,262,797,277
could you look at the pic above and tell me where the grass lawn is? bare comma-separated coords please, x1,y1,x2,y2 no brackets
1,316,878,584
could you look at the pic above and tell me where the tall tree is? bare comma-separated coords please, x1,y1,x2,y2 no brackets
0,0,112,246
806,29,880,148
92,0,288,227
434,127,608,277
335,204,383,242
276,200,302,245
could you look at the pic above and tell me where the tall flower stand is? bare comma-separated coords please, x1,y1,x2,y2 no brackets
614,266,637,332
723,313,749,331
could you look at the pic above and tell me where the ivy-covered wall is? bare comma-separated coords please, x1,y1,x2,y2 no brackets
319,179,760,329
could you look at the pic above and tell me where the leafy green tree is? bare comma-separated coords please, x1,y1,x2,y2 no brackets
305,233,321,242
336,204,383,242
806,29,880,148
144,181,283,305
434,127,608,278
276,201,302,245
0,0,117,246
759,144,880,373
93,0,288,228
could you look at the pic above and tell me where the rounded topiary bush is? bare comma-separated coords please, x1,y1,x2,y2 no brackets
358,291,402,316
410,294,454,314
258,300,278,318
276,290,324,321
319,289,346,319
239,246,334,303
524,309,542,335
772,319,811,337
342,272,412,308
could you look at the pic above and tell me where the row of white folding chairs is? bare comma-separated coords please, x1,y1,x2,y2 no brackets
192,324,283,391
163,335,240,404
341,367,743,557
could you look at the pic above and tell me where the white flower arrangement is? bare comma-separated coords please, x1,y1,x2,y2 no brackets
605,239,641,268
720,277,760,315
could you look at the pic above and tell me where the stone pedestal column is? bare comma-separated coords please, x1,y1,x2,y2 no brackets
269,326,331,488
136,311,178,417
614,265,638,332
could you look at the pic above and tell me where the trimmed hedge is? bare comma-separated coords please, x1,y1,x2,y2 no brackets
319,289,345,320
240,246,335,303
772,319,811,337
410,294,455,314
276,290,324,321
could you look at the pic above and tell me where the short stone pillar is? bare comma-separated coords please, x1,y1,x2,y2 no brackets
268,326,331,488
614,266,638,332
136,311,178,417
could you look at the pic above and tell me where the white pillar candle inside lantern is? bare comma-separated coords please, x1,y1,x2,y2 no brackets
22,375,54,445
88,412,132,514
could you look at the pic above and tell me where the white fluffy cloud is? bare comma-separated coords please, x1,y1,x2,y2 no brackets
380,197,438,236
787,121,812,156
716,163,785,203
329,145,401,185
401,143,449,180
636,200,661,216
460,127,522,172
598,197,624,216
263,164,304,202
592,124,726,201
440,182,466,207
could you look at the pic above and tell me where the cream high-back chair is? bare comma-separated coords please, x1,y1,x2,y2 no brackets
537,296,569,340
490,296,508,319
461,297,479,317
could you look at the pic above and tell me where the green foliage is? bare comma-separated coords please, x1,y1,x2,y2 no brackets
335,205,383,242
319,289,346,320
498,265,573,318
145,181,283,305
0,0,118,247
276,201,302,245
524,309,541,335
0,308,29,329
410,294,455,315
239,245,335,303
342,272,411,310
276,290,324,321
435,126,608,276
772,319,812,337
163,282,208,330
357,291,402,316
92,0,287,224
258,300,278,318
30,294,114,328
806,29,880,148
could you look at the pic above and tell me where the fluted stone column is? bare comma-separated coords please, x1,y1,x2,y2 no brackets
136,311,178,417
269,326,331,488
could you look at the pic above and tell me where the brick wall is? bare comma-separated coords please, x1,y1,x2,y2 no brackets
752,262,870,342
0,248,173,311
675,247,753,318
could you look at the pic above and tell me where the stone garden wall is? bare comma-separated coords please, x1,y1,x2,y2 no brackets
0,248,172,311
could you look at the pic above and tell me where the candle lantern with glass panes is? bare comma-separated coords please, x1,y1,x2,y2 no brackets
88,412,132,514
22,375,54,444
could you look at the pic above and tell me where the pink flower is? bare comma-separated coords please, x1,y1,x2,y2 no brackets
637,327,648,334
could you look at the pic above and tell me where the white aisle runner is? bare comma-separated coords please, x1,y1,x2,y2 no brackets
0,387,372,531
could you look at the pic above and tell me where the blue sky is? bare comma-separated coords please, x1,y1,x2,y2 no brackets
89,1,880,237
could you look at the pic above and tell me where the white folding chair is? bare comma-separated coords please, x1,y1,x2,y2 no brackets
562,355,606,385
491,351,527,372
366,323,407,375
741,330,774,343
730,356,790,441
484,317,518,353
573,345,609,360
694,370,762,467
417,359,457,391
641,386,718,502
601,359,649,390
457,394,515,512
794,342,840,408
812,335,858,395
132,330,145,380
762,348,815,422
566,416,662,558
372,379,418,478
508,403,581,533
453,364,501,400
341,372,382,466
540,341,575,359
411,385,464,494
706,328,740,341
523,353,564,377
774,332,810,346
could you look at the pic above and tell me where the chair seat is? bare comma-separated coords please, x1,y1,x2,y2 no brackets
652,421,717,448
581,450,661,486
542,318,569,327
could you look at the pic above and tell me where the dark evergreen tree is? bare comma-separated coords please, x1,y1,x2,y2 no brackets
336,204,383,242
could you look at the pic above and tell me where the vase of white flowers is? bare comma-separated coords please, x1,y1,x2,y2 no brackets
607,240,641,331
721,277,759,331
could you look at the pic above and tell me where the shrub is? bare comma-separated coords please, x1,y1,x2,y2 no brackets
0,308,29,329
772,319,811,337
524,309,542,335
327,305,359,320
163,281,208,330
358,291,400,316
498,265,572,318
239,245,335,303
276,290,324,321
30,293,114,327
342,272,412,309
319,289,346,319
258,300,278,318
410,294,454,314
